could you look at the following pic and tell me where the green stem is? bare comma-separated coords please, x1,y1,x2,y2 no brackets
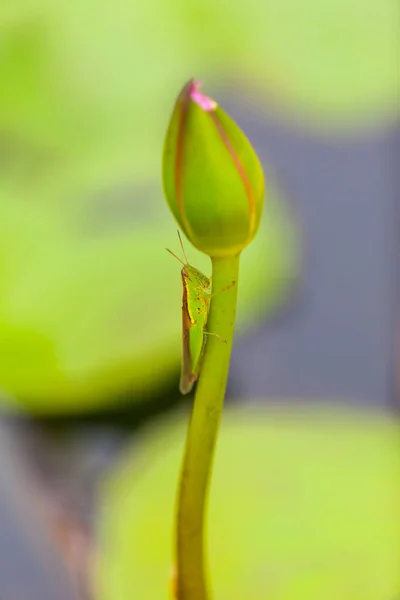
176,253,240,600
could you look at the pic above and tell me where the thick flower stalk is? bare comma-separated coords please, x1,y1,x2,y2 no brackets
162,79,265,600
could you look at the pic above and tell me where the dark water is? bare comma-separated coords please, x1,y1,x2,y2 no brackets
228,104,398,407
0,428,79,600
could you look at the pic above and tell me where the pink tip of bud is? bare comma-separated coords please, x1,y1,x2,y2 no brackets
189,80,217,111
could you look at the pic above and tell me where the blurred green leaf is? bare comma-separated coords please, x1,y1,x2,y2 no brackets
0,0,397,143
93,403,400,599
229,0,398,127
0,184,299,412
0,1,306,413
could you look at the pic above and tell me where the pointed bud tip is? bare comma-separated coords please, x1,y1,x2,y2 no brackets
188,79,217,112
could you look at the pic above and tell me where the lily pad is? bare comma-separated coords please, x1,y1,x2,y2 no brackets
93,403,400,599
230,0,398,128
0,5,301,413
0,0,396,152
0,185,299,413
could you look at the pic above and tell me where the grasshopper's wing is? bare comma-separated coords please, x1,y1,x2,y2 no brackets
180,286,209,395
180,282,196,394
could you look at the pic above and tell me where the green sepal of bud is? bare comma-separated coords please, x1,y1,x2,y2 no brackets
162,79,265,257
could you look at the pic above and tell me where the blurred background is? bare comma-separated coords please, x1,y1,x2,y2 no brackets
0,0,398,598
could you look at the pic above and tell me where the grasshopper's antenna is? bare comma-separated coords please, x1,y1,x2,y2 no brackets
166,248,186,266
177,230,190,265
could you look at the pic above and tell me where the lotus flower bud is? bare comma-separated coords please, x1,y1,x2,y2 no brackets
162,80,265,257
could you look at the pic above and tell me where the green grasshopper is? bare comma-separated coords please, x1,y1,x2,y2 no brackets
167,232,234,395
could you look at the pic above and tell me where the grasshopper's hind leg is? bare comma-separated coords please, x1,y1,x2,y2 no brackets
209,280,236,300
203,331,227,344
